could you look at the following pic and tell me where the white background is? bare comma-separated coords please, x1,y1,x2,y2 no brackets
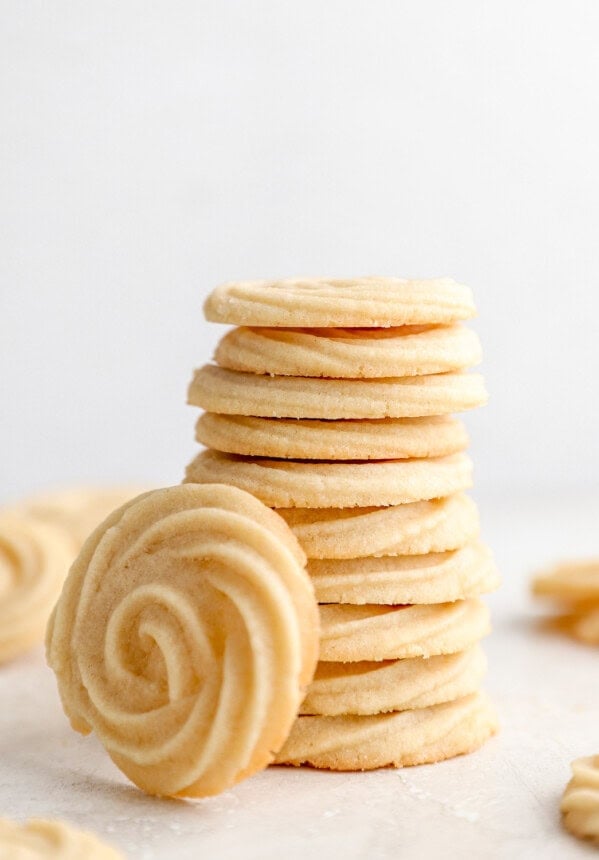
2,0,599,500
2,7,599,859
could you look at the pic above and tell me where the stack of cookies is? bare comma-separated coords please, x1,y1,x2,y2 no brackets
185,277,499,769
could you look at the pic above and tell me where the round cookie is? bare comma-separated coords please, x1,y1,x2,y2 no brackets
196,414,469,461
318,598,490,662
0,514,74,664
8,485,148,551
214,324,482,378
184,450,473,509
308,541,499,605
301,646,487,716
561,756,599,844
189,365,487,419
533,559,599,603
204,277,476,327
46,484,319,799
279,494,479,558
0,818,123,858
275,692,498,770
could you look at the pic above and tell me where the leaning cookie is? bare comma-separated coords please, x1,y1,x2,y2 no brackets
204,277,476,327
318,599,490,662
279,494,479,558
0,817,123,859
196,414,469,461
214,324,482,378
184,450,472,509
189,365,487,419
561,756,599,844
301,646,487,716
275,692,497,770
308,542,499,605
0,514,74,663
46,484,319,798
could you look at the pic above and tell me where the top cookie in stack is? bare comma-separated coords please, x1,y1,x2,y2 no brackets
185,276,498,770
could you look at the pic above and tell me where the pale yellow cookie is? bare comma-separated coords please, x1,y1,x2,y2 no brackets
195,414,469,460
214,324,482,378
0,515,74,664
46,484,319,799
189,365,487,419
184,450,473,509
533,559,599,603
9,486,148,551
0,817,123,859
0,818,124,860
275,691,497,770
318,599,490,662
204,277,476,327
308,541,499,605
561,756,599,844
279,494,479,558
301,645,487,716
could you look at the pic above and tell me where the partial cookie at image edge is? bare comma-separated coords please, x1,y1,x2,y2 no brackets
561,755,599,844
0,817,124,859
0,514,74,664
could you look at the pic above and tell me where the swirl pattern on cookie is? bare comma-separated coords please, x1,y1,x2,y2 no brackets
533,559,599,603
189,365,487,419
308,541,499,605
214,324,482,378
279,494,479,558
561,756,599,843
184,450,473,509
318,599,490,662
0,818,123,859
204,277,476,327
301,646,487,716
196,414,469,461
46,484,319,798
0,515,74,663
275,692,498,770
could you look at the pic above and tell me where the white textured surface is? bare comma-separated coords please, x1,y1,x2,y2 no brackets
1,493,598,859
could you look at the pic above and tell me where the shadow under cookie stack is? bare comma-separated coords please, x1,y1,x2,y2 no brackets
185,277,499,770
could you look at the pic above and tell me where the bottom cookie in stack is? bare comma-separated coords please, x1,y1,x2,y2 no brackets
276,692,496,770
274,494,499,770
